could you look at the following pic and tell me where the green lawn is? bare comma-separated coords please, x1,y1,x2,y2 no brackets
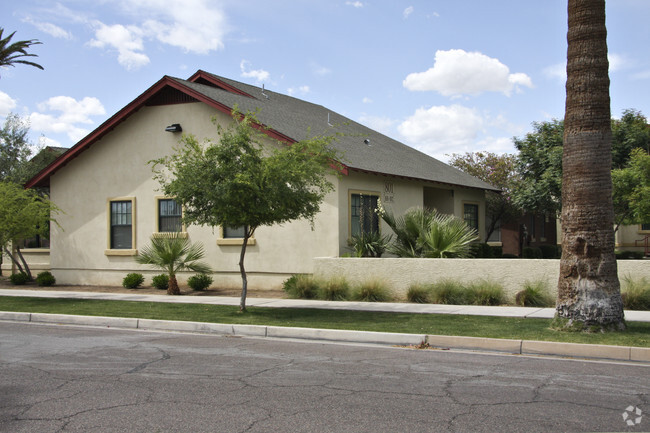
0,296,648,347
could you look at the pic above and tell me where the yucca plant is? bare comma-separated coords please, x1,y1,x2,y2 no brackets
136,234,211,295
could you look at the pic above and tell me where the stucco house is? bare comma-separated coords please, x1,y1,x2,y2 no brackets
21,70,497,289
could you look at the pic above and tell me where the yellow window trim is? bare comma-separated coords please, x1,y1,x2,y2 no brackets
348,189,381,238
106,196,136,252
217,226,256,246
154,196,187,236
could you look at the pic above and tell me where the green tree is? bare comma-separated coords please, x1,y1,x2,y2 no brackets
612,148,650,231
556,0,624,330
611,109,650,170
0,29,43,77
0,182,59,279
448,151,522,240
0,113,33,183
136,234,212,296
512,119,564,216
152,112,341,311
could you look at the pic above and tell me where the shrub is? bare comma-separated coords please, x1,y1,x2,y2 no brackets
317,277,350,301
122,273,145,289
501,253,519,259
152,274,170,290
9,272,30,285
347,231,391,258
616,250,645,260
539,244,559,259
406,283,432,303
621,276,650,310
428,279,467,305
282,274,319,299
522,247,543,259
35,271,56,286
490,245,503,258
470,243,493,258
188,273,213,291
515,280,555,307
466,280,505,305
351,280,392,302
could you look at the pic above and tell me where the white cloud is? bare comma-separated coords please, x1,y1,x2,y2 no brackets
23,17,73,39
0,91,18,116
362,97,373,104
543,62,566,82
403,6,414,19
30,96,106,143
240,60,270,84
398,104,484,157
403,49,533,97
287,86,310,96
88,22,150,70
358,114,396,137
346,1,364,8
311,62,332,76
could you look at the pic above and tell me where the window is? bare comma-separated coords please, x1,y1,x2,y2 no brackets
463,203,479,232
110,200,133,249
158,198,182,232
223,225,247,238
642,223,650,232
351,193,380,236
106,197,136,255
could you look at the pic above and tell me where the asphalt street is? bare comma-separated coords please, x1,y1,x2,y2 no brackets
0,321,648,433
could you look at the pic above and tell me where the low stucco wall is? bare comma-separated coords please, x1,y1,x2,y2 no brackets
313,257,650,301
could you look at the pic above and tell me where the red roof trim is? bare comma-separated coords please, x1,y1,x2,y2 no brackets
187,70,254,98
24,74,316,188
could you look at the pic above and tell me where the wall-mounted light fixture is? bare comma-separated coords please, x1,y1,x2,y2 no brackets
165,124,182,132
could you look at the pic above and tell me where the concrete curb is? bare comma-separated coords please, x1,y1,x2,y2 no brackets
1,311,647,362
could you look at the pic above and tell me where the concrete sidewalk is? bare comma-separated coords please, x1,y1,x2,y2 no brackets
1,288,649,363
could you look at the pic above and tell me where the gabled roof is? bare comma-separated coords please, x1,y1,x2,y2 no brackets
26,70,498,192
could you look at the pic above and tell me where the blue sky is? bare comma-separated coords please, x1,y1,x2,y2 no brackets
2,0,649,162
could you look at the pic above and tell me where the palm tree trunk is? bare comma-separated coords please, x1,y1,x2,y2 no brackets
167,274,180,296
556,0,624,330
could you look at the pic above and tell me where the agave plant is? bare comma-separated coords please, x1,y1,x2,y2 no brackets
136,234,211,295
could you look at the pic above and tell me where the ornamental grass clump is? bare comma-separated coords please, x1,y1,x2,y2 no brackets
317,277,350,301
406,283,433,303
428,279,467,305
282,274,319,299
465,279,506,306
515,280,555,307
351,279,392,302
621,276,650,310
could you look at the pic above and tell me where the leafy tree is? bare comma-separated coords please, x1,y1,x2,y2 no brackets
612,148,650,231
611,109,650,170
0,181,59,279
448,151,522,240
0,29,43,77
152,112,341,311
0,113,33,183
379,206,478,258
556,0,624,330
512,119,564,216
136,234,212,296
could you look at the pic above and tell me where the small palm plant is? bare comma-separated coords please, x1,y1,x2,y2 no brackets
136,234,211,295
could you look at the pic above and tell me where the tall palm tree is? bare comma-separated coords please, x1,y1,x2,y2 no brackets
556,0,624,330
0,29,44,77
136,234,211,295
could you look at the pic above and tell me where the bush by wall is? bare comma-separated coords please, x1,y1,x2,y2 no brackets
122,273,144,289
35,271,56,286
188,274,213,291
9,272,30,285
152,274,169,290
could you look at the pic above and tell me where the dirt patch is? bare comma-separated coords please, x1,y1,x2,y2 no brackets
0,275,286,299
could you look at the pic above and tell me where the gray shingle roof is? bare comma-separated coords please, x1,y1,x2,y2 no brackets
171,73,498,192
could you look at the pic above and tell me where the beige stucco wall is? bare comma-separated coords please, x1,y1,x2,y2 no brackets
45,101,489,289
616,224,649,251
314,257,650,301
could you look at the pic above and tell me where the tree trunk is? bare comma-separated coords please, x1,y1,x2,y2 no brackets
556,0,624,330
238,227,255,312
15,246,32,280
167,274,180,296
3,246,24,275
